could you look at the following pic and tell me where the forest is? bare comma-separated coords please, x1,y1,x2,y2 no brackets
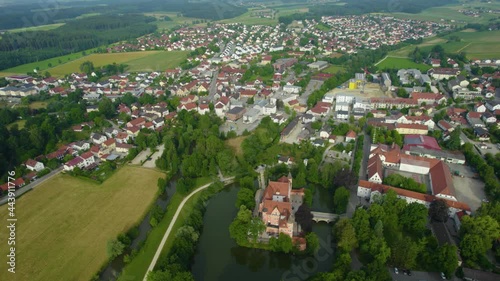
0,15,156,70
0,0,246,29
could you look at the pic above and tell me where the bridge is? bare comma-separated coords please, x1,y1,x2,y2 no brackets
311,211,338,223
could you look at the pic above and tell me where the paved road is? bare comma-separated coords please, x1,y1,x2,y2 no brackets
143,176,235,280
0,166,63,206
391,270,456,281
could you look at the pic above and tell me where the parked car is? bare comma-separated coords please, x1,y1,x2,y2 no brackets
394,267,399,274
441,272,446,279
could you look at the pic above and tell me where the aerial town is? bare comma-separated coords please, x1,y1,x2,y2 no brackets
1,2,500,281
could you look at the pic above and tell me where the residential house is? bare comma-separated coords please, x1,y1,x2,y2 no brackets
346,130,357,142
25,159,44,172
90,133,107,145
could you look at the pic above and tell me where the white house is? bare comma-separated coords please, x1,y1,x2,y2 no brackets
283,85,301,94
25,159,44,172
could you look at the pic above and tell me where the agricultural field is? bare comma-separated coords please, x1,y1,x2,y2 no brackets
1,46,102,74
126,51,190,72
389,37,447,57
145,12,207,30
0,165,164,281
376,57,431,72
387,1,500,25
442,30,500,59
218,5,309,25
39,51,188,77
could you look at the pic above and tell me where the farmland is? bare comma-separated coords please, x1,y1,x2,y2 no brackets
387,1,500,25
24,51,189,77
0,165,164,281
145,12,207,30
218,5,309,25
376,57,431,72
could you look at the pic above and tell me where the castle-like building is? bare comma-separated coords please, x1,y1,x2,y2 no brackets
258,175,304,238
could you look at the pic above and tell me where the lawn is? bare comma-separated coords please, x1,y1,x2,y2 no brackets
0,165,164,281
118,177,212,281
376,57,431,72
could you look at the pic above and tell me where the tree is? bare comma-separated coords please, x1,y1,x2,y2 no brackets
334,218,358,252
444,127,462,150
305,232,320,254
460,234,485,261
235,188,255,210
436,244,458,278
352,208,372,243
460,215,500,253
399,202,428,234
98,97,115,118
229,205,253,245
277,233,294,253
391,237,420,269
295,203,313,233
80,61,95,74
107,238,125,260
429,199,449,222
248,217,265,243
333,187,350,214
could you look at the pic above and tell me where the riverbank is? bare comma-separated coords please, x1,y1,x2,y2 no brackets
117,177,214,281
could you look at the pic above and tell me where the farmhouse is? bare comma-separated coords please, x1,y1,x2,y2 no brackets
25,159,44,172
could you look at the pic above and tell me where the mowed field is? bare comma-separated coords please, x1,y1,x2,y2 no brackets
376,57,431,71
46,51,189,76
442,30,500,59
0,165,164,281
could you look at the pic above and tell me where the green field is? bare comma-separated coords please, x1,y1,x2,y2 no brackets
6,23,65,33
322,64,345,74
0,165,164,281
145,12,207,30
126,51,190,72
1,46,103,75
118,177,212,281
442,30,500,59
7,119,26,129
218,6,309,25
386,1,500,25
38,51,189,76
376,57,431,71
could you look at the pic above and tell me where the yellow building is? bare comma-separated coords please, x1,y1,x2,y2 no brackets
348,80,357,89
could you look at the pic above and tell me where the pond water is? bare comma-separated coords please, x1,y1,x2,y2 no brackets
191,185,335,281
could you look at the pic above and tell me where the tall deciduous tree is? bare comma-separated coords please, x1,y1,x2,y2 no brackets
333,186,350,214
429,200,449,222
334,218,358,252
295,203,313,233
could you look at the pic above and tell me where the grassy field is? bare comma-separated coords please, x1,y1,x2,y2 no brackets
118,177,212,281
386,1,500,25
145,12,207,30
226,136,247,156
7,119,26,129
28,101,49,109
218,6,309,25
376,57,431,71
6,23,65,33
0,166,164,281
442,30,500,59
1,46,102,74
322,64,345,74
389,37,447,57
126,51,190,72
42,51,188,76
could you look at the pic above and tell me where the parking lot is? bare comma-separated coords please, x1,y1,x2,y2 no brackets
448,163,485,212
220,116,261,136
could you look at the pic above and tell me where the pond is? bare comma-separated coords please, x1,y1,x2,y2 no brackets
191,185,335,281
